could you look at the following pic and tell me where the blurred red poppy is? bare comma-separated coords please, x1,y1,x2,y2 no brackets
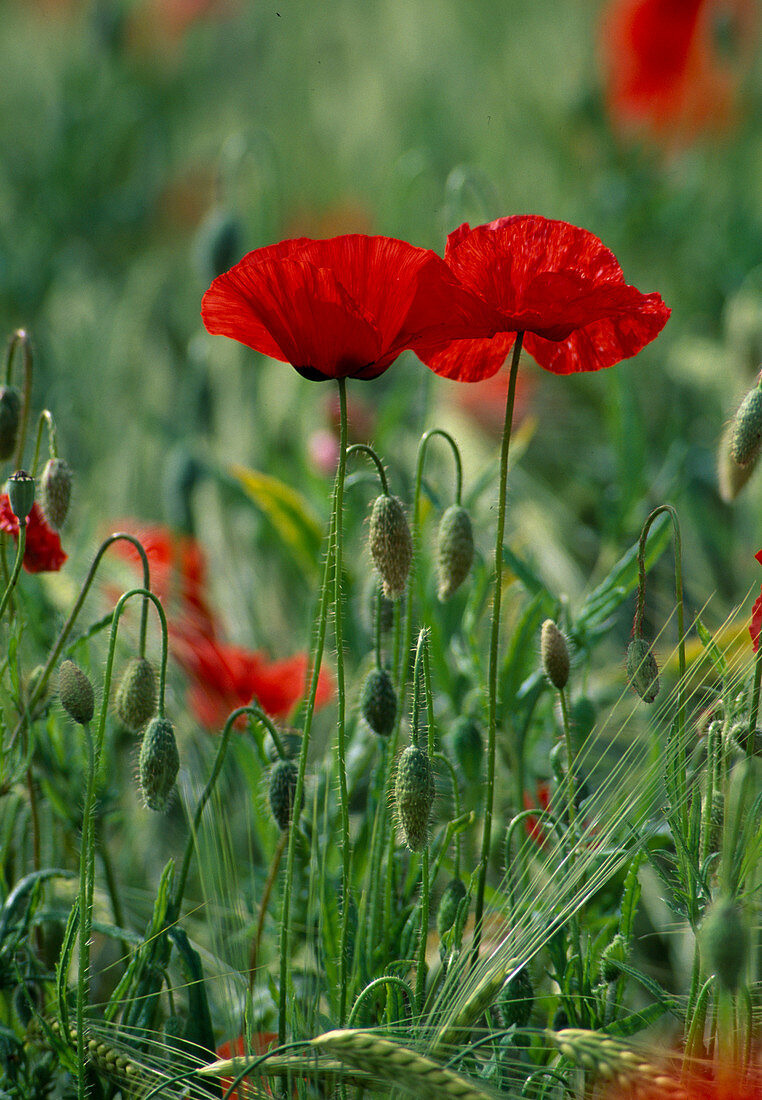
173,630,333,731
523,782,552,848
751,549,762,651
598,1063,762,1098
112,521,333,729
201,234,496,382
599,0,758,145
418,216,670,380
216,1033,278,1099
0,497,67,573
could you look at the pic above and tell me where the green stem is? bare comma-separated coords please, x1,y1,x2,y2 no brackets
30,409,57,477
348,975,415,1027
0,521,26,621
472,332,524,964
432,752,462,878
747,628,762,754
278,383,348,1046
7,330,32,472
76,721,95,1100
558,688,577,841
345,442,389,495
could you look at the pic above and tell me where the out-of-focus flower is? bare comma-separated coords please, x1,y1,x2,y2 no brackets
112,521,333,728
0,497,67,573
441,365,535,438
172,630,333,731
523,782,551,847
201,234,497,382
418,216,670,380
599,0,758,146
750,548,762,651
216,1033,278,1099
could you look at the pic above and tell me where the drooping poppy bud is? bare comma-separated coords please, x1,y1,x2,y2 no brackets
40,458,72,529
435,505,474,601
360,666,397,738
395,744,435,851
626,637,660,703
139,716,180,812
8,470,35,523
0,387,21,462
496,966,534,1029
541,619,570,691
436,877,467,936
368,494,413,599
115,657,157,733
730,384,762,467
268,759,299,831
58,660,95,726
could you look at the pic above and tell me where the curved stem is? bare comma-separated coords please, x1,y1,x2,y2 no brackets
345,442,389,495
472,332,524,964
348,975,415,1027
30,409,56,477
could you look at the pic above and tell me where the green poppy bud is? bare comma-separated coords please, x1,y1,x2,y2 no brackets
701,896,749,992
395,744,435,851
40,458,72,529
435,505,474,601
626,637,660,703
8,470,35,522
718,423,756,502
115,657,157,733
139,716,180,812
58,660,95,726
268,759,300,830
599,933,628,984
0,386,21,461
436,877,467,936
496,966,534,1029
360,666,397,737
368,494,413,599
730,385,762,467
450,715,483,784
541,619,570,691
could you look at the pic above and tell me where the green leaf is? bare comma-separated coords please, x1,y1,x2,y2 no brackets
695,616,728,679
56,900,79,1034
604,1000,669,1037
229,463,324,579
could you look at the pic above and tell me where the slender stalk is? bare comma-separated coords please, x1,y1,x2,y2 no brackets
30,409,57,476
76,721,96,1100
278,389,347,1046
7,330,33,472
472,333,524,964
332,378,351,1025
0,521,27,621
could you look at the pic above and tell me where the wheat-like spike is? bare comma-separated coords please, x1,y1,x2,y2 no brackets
311,1029,497,1100
549,1028,688,1099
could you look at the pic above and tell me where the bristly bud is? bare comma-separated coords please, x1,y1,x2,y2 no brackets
8,470,35,522
718,423,756,502
600,933,628,983
541,619,570,691
139,716,180,812
436,877,467,936
115,657,157,733
496,966,534,1029
435,505,474,601
368,494,413,599
0,386,21,461
360,666,397,738
626,637,660,703
58,660,95,726
268,759,300,830
730,385,762,467
40,458,72,529
394,744,435,851
701,896,749,992
450,715,483,784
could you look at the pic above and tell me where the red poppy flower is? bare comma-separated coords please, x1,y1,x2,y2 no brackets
597,1063,762,1099
599,0,758,145
0,497,67,573
201,234,496,382
417,216,670,381
523,782,552,848
216,1033,278,1099
172,630,334,731
750,549,762,652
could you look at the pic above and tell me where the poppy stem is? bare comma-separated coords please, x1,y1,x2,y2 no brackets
472,331,524,966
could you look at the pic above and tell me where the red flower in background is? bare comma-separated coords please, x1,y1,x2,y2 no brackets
523,782,552,848
216,1033,278,1099
750,549,762,651
113,522,333,730
599,0,757,145
201,234,497,382
0,497,66,573
417,216,670,381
